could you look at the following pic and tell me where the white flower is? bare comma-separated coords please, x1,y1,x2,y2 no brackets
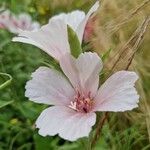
12,2,99,61
51,1,99,43
0,10,11,29
0,10,40,34
13,19,70,61
25,52,139,141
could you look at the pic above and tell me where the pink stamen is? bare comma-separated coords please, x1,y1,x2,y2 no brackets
69,91,93,113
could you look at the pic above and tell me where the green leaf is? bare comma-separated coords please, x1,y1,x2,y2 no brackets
67,25,82,58
0,73,12,90
0,100,14,108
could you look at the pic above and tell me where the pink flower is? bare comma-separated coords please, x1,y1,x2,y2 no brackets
25,52,139,141
83,16,97,42
0,10,40,34
13,18,70,61
12,2,99,61
0,10,11,29
51,1,99,44
8,13,40,34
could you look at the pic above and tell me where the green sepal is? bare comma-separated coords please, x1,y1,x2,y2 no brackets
67,25,82,58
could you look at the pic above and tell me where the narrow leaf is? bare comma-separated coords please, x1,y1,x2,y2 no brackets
0,73,12,90
0,100,14,108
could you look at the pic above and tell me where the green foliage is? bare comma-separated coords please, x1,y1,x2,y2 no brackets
0,100,14,108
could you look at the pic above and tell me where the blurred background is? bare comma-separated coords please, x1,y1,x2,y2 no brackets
0,0,150,149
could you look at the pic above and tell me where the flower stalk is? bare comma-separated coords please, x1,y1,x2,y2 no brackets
91,112,108,149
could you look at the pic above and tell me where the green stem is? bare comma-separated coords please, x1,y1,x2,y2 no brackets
0,72,12,90
91,112,109,149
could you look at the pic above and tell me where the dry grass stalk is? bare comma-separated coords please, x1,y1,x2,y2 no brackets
104,0,150,35
105,16,150,74
90,13,150,150
91,112,109,149
91,0,150,146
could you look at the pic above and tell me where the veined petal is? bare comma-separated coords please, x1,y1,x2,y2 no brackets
76,1,99,44
94,71,139,112
36,106,96,141
25,67,75,106
12,19,70,61
60,52,103,97
51,10,85,31
50,1,99,44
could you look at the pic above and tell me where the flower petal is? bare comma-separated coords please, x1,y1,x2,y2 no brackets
25,67,75,105
36,106,96,141
60,52,103,97
76,1,99,44
94,71,139,112
0,10,11,28
12,19,70,61
15,13,40,31
50,10,85,31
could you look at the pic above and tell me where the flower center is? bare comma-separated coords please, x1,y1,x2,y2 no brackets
69,92,93,113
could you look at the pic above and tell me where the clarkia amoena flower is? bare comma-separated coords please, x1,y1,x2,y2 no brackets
0,10,40,34
83,16,97,42
25,52,139,141
8,13,40,34
0,10,10,29
12,1,99,61
50,1,99,43
12,18,70,61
